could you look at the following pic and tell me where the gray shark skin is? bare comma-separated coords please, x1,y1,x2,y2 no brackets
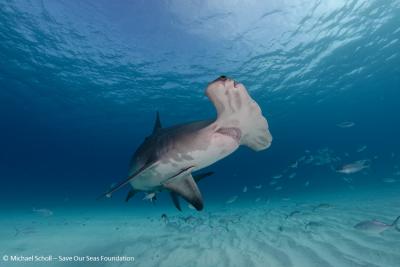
100,76,272,211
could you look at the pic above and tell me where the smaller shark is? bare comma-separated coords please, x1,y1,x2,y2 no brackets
99,76,272,211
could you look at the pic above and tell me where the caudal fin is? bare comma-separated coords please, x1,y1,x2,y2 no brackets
206,76,272,151
392,215,400,231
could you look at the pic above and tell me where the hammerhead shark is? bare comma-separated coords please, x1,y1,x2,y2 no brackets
100,76,272,211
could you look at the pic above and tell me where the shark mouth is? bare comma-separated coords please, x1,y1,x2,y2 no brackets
216,127,242,143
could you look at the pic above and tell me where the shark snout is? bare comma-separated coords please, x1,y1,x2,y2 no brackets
210,76,241,88
212,75,228,83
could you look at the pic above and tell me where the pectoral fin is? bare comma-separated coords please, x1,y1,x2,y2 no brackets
193,171,214,182
125,189,137,202
164,174,203,211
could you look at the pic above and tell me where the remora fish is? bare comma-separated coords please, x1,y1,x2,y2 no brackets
99,76,272,211
354,216,400,233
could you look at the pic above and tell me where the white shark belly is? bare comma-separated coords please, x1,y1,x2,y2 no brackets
129,166,165,191
130,133,239,191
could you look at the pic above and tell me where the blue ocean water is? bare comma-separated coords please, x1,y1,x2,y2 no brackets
0,0,399,222
1,1,400,266
2,0,399,208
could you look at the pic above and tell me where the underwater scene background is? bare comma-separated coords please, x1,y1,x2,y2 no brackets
0,1,400,267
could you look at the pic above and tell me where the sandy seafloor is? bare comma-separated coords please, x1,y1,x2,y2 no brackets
1,188,399,267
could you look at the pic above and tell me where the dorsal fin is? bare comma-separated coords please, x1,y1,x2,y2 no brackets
153,111,162,133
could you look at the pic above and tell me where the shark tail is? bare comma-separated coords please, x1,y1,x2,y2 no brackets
391,215,400,231
206,76,272,151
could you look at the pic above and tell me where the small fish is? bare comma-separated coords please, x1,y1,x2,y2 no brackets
274,186,282,191
242,186,248,193
226,195,238,204
255,197,261,202
337,121,355,128
272,174,283,180
286,210,300,219
14,226,37,236
188,204,196,210
304,181,310,187
254,184,262,189
305,221,323,230
354,216,400,233
382,178,397,183
357,145,367,153
182,215,196,223
161,213,169,224
342,177,353,183
290,161,298,168
313,203,333,211
143,192,157,203
336,160,369,174
394,170,400,176
305,156,314,164
288,173,296,179
269,180,277,186
298,156,306,162
32,208,53,217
